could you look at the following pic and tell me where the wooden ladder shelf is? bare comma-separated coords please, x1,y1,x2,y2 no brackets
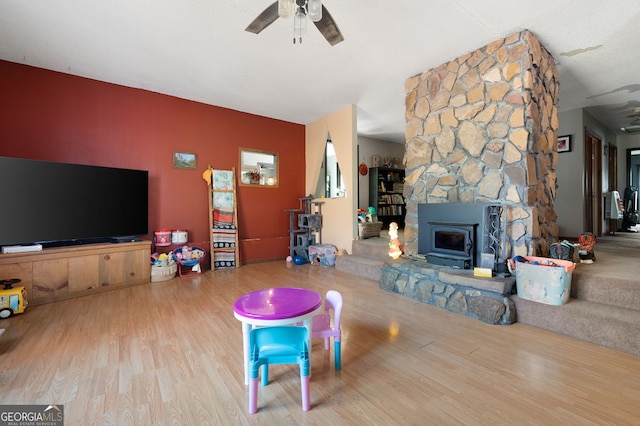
204,166,239,269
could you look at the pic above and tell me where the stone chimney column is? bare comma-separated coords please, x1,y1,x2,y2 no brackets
403,30,559,258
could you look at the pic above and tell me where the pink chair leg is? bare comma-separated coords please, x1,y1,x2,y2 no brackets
324,336,330,350
249,377,258,414
301,375,310,411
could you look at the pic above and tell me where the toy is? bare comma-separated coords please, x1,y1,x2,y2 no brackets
171,246,206,277
309,244,337,267
172,246,205,266
357,206,379,224
577,232,596,263
293,255,307,265
388,222,403,259
357,208,367,222
151,252,174,267
0,278,28,319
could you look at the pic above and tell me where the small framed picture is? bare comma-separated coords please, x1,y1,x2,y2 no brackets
173,152,197,169
557,135,571,153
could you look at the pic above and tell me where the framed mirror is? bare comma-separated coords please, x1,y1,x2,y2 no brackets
239,148,279,187
315,138,346,198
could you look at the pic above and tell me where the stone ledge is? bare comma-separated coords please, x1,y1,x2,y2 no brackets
380,257,516,325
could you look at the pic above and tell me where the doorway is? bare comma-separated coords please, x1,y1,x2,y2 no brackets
584,129,602,236
626,147,640,188
607,142,617,234
623,147,640,232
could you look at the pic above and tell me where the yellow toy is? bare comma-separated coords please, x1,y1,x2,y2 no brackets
0,278,28,319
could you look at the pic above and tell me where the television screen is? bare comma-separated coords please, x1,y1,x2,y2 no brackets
0,156,148,247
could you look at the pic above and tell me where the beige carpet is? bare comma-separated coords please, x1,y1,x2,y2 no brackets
513,228,640,356
571,228,640,283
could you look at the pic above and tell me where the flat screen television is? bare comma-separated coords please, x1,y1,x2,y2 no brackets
0,156,149,248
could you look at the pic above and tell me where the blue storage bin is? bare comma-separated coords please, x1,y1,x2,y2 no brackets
510,256,576,305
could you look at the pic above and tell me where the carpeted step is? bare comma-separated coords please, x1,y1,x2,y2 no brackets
571,272,640,310
335,255,383,282
570,255,640,311
511,295,640,357
351,236,390,261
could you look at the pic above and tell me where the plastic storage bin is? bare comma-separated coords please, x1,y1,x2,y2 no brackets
510,256,576,305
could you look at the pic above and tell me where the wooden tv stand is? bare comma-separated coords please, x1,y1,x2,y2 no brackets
0,241,151,306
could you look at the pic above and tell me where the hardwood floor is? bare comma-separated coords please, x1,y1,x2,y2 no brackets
1,261,639,425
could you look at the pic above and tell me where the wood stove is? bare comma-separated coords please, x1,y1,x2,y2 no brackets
418,203,503,270
426,222,477,268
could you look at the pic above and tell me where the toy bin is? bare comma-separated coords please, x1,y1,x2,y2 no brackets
155,229,172,247
151,262,177,282
358,222,383,239
172,246,206,277
509,256,576,305
171,229,188,244
309,244,337,267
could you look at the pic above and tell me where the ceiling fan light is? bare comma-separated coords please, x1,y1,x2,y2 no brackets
278,0,294,19
308,0,322,22
294,6,307,35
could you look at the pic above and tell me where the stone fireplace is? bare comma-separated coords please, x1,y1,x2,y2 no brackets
403,29,559,259
380,30,559,325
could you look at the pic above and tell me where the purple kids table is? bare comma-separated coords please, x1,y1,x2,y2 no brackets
233,287,322,385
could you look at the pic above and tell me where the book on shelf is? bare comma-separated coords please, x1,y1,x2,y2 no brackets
377,205,403,216
378,194,404,205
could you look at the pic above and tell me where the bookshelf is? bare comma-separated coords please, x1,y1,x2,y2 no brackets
369,167,405,229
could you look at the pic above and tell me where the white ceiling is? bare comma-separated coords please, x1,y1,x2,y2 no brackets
1,0,640,143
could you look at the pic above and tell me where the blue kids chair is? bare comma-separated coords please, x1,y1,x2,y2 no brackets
248,326,310,413
310,290,343,370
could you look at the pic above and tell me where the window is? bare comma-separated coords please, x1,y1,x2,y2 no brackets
239,148,279,187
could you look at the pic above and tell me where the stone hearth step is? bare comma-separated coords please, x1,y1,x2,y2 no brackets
511,296,640,357
380,257,516,325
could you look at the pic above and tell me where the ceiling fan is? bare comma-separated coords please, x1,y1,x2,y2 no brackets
245,0,344,46
622,107,640,134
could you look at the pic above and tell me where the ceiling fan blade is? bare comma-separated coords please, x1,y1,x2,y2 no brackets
313,5,344,46
245,1,279,34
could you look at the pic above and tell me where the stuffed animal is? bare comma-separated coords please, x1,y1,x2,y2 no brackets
366,206,378,222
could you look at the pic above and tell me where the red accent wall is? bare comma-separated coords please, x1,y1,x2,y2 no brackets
0,60,305,264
